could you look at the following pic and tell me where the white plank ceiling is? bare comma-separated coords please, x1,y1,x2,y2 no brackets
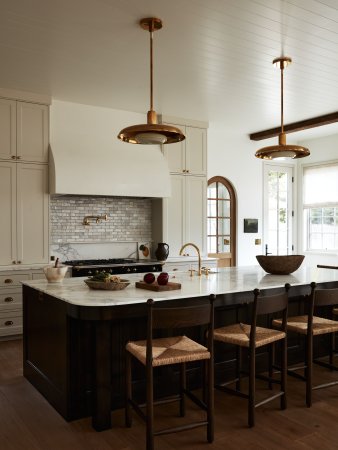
0,0,337,138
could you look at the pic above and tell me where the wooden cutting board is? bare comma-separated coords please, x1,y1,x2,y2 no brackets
135,281,182,291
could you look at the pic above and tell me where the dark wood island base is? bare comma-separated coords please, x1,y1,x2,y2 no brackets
22,272,338,431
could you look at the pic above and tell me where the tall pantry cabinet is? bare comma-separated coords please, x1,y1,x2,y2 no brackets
152,117,208,257
0,97,49,266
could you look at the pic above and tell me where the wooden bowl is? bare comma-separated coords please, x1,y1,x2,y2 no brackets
256,255,305,275
84,279,130,290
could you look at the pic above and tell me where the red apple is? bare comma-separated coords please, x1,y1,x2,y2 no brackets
143,273,155,284
157,272,169,286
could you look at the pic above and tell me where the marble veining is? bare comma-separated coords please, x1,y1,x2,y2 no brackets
21,266,338,307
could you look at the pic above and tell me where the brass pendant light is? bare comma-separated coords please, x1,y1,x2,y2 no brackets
255,57,310,160
117,17,185,145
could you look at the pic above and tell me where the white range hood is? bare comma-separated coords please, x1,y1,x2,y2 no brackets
49,100,171,197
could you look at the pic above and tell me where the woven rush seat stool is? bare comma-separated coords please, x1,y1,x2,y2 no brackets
273,282,338,407
213,284,290,427
125,295,215,450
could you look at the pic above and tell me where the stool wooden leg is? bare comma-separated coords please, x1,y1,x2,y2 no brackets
305,336,313,408
180,363,186,417
281,338,287,410
268,343,275,390
248,348,256,427
125,352,132,427
330,333,335,366
146,364,154,450
207,358,214,443
236,346,242,391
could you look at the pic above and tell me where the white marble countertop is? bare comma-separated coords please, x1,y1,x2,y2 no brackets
21,265,338,307
0,264,47,272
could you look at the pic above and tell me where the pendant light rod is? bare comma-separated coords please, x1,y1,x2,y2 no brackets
255,56,310,160
117,17,185,145
149,22,154,111
280,61,284,134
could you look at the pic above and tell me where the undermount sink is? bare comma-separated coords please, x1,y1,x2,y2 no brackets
256,255,305,275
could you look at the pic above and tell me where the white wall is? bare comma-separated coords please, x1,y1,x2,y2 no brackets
297,133,338,267
208,124,267,266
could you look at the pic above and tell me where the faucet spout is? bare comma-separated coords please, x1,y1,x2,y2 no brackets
179,242,202,276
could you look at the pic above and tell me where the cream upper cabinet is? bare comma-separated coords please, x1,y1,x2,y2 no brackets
0,99,16,160
0,100,48,163
161,175,207,257
163,124,207,175
17,102,49,162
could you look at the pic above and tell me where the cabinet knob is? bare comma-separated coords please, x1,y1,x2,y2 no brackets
17,156,22,160
186,169,190,173
182,169,186,173
5,321,13,326
17,261,22,264
12,261,17,264
11,155,16,160
4,279,13,284
4,297,14,303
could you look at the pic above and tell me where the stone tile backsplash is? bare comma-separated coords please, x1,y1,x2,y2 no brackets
50,195,152,244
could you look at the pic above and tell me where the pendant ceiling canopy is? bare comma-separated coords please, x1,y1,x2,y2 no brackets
117,17,185,145
255,57,310,160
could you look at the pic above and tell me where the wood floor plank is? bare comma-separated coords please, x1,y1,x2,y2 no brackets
3,339,338,449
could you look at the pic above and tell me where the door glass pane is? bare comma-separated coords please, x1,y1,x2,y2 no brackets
208,199,217,217
218,200,230,217
207,183,217,198
207,218,217,235
218,236,230,252
219,218,230,235
208,236,217,253
218,184,230,200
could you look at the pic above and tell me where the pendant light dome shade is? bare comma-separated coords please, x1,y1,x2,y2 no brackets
117,18,185,145
255,57,310,160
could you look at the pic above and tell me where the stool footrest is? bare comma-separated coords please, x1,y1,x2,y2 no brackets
215,384,249,400
313,380,338,390
154,420,208,437
314,359,338,371
255,391,284,408
184,388,207,411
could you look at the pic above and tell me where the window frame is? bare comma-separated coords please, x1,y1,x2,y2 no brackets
207,176,237,265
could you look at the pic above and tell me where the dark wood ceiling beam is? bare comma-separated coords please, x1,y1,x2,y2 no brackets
249,112,338,141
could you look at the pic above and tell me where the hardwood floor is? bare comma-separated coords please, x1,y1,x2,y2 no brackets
2,339,338,449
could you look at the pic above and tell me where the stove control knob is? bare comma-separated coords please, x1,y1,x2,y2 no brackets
132,267,137,272
126,268,131,272
88,270,92,275
152,267,157,271
108,269,112,273
95,270,99,274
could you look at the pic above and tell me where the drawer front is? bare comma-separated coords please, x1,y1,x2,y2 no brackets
0,311,22,336
0,291,22,310
0,273,30,288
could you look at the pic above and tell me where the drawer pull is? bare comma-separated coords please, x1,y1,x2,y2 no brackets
5,321,13,326
4,297,14,303
4,279,13,284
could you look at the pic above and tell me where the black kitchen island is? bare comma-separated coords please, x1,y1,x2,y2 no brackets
22,266,338,431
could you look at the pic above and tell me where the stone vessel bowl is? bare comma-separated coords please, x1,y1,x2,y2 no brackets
43,265,69,283
256,255,305,275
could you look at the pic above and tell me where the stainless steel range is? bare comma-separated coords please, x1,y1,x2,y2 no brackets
64,258,163,277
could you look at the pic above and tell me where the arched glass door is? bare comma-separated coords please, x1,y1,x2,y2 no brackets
207,176,237,266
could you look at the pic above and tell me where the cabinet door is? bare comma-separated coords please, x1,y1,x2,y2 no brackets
17,102,49,162
16,163,49,264
185,127,207,175
163,124,186,174
0,162,17,265
163,174,186,256
0,99,16,160
185,176,207,255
